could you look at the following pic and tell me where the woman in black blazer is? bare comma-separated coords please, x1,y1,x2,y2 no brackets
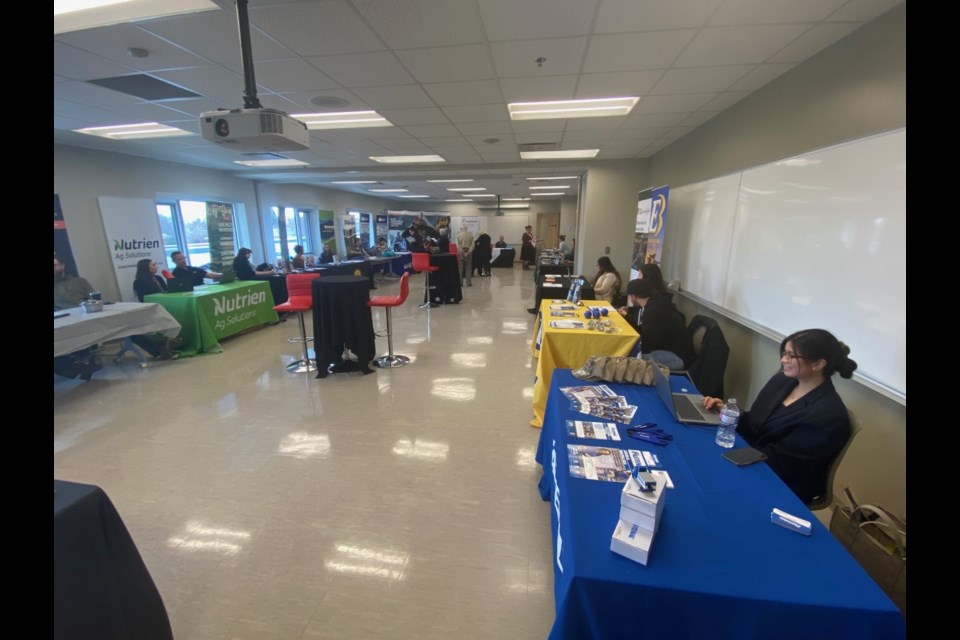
133,258,167,302
704,329,858,504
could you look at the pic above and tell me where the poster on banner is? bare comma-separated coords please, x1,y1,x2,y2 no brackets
375,214,389,245
359,213,371,246
318,210,335,251
54,194,79,276
98,196,166,302
206,201,235,272
631,186,669,280
462,216,479,233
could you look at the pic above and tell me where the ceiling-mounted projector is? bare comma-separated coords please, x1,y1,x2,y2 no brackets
200,108,309,152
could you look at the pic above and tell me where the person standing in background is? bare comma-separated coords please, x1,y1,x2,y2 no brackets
456,226,475,287
520,225,535,270
475,232,492,277
558,235,574,261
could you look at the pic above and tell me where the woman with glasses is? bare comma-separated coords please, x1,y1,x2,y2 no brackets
703,329,858,504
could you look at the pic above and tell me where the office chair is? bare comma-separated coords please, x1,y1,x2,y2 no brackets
807,410,862,511
273,273,321,373
679,315,729,400
366,273,411,368
411,252,439,309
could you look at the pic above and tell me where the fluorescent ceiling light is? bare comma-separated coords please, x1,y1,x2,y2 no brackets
54,0,218,34
445,199,472,202
427,179,474,183
529,185,570,190
331,180,377,184
509,97,639,121
479,204,529,210
74,122,193,140
233,159,309,167
398,195,430,198
447,187,486,192
369,188,408,193
527,176,578,181
520,149,599,160
468,194,497,198
370,155,445,164
291,110,392,130
530,192,566,196
502,198,530,201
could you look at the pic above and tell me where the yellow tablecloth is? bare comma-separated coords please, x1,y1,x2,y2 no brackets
530,300,639,428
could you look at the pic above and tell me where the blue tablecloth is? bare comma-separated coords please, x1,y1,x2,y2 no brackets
535,369,905,640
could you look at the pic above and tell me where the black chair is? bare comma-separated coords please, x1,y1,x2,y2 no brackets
682,315,729,400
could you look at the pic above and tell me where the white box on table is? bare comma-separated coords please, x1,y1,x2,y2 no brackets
610,518,655,566
620,473,665,520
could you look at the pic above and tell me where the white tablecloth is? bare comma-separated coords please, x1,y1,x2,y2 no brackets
54,302,181,357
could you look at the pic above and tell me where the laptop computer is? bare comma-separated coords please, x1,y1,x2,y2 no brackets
651,363,721,426
166,276,195,293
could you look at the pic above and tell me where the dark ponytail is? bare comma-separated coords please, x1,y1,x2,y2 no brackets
782,329,858,379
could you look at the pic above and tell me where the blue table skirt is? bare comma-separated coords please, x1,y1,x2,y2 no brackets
535,369,905,640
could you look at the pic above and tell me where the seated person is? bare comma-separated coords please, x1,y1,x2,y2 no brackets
376,237,389,255
703,329,857,504
318,244,335,264
619,279,695,371
494,235,508,249
347,238,371,259
232,248,274,279
54,254,93,310
171,251,221,285
637,263,670,298
558,235,574,260
291,245,306,269
592,256,622,303
133,258,167,301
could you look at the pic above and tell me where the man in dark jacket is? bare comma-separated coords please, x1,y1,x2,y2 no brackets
619,279,695,371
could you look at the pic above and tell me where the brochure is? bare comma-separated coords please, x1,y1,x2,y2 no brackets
568,445,645,482
565,420,622,441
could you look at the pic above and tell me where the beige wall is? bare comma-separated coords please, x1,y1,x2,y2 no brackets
576,159,648,276
653,4,906,515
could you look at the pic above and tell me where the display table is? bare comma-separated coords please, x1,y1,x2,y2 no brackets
254,273,288,304
311,275,376,377
54,302,181,358
386,252,413,275
530,299,638,427
145,280,278,356
424,253,462,305
54,480,173,640
490,247,516,268
534,274,595,312
535,370,905,640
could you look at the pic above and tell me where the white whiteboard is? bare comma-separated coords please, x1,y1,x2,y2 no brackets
667,129,906,402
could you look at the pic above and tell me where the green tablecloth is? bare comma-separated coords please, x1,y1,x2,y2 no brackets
145,281,279,356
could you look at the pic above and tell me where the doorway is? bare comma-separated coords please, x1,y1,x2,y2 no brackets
536,212,559,251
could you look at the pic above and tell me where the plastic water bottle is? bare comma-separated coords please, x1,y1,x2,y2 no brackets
715,398,740,448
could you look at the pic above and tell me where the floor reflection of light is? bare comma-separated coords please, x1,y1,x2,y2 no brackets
521,386,534,398
324,543,408,581
393,438,450,461
405,335,427,344
166,519,251,556
430,378,476,401
467,336,493,345
378,380,392,393
501,321,528,334
504,567,528,593
278,432,330,459
515,447,537,469
217,393,238,418
256,371,272,388
450,352,487,368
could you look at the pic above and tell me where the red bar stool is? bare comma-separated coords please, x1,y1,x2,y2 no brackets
411,252,439,309
273,273,320,373
366,272,411,368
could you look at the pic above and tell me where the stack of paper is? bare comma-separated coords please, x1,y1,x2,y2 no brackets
560,386,638,424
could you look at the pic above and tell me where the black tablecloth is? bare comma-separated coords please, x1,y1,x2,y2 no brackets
535,263,574,281
490,248,516,268
535,274,595,309
54,480,173,640
255,273,288,304
304,260,375,288
425,253,462,305
311,275,376,377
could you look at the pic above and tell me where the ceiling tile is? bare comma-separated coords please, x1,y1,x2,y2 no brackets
154,66,247,98
465,134,516,146
395,45,495,83
650,66,754,94
308,52,414,87
152,97,222,117
700,92,751,111
423,80,503,107
595,0,721,33
562,131,615,145
622,112,688,128
633,93,717,113
250,0,385,56
143,10,294,64
56,24,212,71
614,126,672,140
769,23,861,63
278,89,370,111
478,0,598,41
53,80,142,108
223,59,341,93
455,121,514,136
510,121,567,134
53,42,137,80
491,38,588,78
584,31,697,72
680,111,721,126
499,76,577,102
104,102,194,123
575,71,664,98
674,26,810,66
351,0,485,48
380,108,451,126
728,64,796,91
709,0,847,25
352,85,436,109
419,137,472,149
441,104,508,123
828,0,904,21
402,124,462,137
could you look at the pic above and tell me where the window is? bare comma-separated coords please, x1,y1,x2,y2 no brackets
269,206,314,258
155,199,244,269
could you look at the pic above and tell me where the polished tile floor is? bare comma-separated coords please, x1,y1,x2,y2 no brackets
54,265,556,640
